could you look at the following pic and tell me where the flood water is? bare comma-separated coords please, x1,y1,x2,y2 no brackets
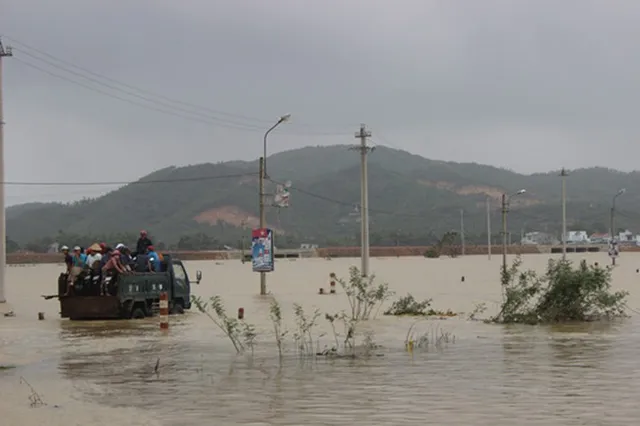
2,253,640,425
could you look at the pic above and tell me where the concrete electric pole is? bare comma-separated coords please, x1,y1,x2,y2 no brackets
610,188,626,266
486,197,492,260
0,38,12,304
560,168,568,260
501,189,526,284
460,209,465,256
350,124,373,277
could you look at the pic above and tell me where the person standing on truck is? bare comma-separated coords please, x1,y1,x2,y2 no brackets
134,250,151,272
101,249,127,296
64,246,86,296
117,245,133,271
102,250,126,274
136,230,153,256
61,246,72,272
100,247,113,270
146,246,161,272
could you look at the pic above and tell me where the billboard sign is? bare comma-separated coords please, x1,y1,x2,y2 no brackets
251,228,275,272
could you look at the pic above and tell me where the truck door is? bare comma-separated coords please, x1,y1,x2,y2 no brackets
171,261,189,301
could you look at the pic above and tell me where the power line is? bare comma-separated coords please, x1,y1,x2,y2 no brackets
16,48,274,130
6,37,354,136
1,171,257,186
5,37,272,123
266,177,427,219
13,57,269,132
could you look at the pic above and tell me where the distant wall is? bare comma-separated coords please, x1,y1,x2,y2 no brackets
6,250,232,265
7,244,640,265
316,245,542,258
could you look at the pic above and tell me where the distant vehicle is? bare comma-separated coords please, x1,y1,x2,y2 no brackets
48,254,202,321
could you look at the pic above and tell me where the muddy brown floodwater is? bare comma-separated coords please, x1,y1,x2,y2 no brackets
2,253,640,425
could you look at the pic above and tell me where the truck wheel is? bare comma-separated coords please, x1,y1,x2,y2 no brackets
171,301,185,315
131,307,146,319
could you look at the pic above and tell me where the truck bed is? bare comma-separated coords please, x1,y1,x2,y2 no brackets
60,295,121,320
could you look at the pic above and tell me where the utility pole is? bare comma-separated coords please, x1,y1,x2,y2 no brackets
460,209,465,256
486,197,491,260
560,168,568,260
610,188,626,266
500,189,526,285
350,124,373,277
501,193,508,283
258,157,266,295
240,218,247,264
0,39,12,304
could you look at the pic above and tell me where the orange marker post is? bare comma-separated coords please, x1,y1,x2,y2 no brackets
159,292,169,330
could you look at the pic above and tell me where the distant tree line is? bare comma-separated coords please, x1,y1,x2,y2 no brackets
6,221,621,255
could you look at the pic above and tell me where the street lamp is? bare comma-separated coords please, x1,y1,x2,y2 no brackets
501,189,526,286
263,113,291,178
258,113,290,295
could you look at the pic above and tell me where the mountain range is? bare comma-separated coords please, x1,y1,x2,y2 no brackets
7,145,640,250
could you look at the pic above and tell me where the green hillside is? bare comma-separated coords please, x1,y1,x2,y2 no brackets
7,145,640,251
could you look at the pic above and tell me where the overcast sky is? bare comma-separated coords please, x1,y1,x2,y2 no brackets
2,0,640,205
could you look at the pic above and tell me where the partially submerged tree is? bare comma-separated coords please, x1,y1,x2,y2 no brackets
423,231,460,258
493,256,628,324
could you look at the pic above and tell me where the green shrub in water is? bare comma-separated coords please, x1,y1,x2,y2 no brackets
493,256,629,324
384,294,432,316
424,248,439,258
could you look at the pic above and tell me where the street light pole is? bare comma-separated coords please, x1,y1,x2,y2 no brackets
0,39,12,305
560,168,568,260
501,189,526,285
263,113,290,178
259,114,290,295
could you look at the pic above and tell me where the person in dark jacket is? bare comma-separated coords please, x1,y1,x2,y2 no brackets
134,251,151,272
136,230,152,256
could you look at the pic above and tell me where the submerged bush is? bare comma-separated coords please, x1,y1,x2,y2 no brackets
384,294,431,316
333,266,394,321
405,322,455,351
191,295,256,354
193,266,391,359
384,294,457,317
493,256,628,325
424,248,439,259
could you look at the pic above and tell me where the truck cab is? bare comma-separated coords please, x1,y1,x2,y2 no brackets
57,254,202,320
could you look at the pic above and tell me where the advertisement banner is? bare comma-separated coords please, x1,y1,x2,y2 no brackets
251,228,274,272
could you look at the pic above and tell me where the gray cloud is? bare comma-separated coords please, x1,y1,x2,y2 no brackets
2,0,640,204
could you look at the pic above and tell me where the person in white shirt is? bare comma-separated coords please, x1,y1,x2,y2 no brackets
85,248,103,270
